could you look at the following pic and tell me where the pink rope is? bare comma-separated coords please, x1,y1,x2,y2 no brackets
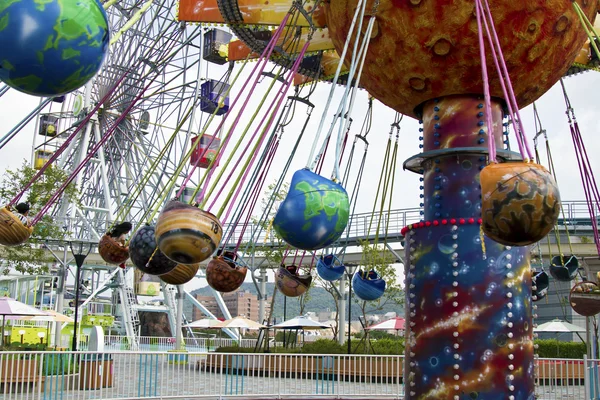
570,123,600,255
30,36,182,225
10,70,133,207
480,0,534,160
233,138,280,252
474,0,496,161
210,41,311,217
476,0,525,158
176,13,292,199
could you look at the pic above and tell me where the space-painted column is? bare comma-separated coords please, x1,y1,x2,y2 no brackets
402,96,534,400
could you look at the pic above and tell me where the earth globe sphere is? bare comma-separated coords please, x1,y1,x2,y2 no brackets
0,0,110,97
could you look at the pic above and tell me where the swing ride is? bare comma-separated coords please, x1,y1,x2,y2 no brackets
1,0,600,398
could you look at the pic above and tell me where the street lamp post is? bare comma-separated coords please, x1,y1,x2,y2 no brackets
345,263,358,355
70,241,93,352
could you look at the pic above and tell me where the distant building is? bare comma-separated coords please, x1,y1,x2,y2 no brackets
193,290,270,322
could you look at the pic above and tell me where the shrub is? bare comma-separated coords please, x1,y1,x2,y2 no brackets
535,339,587,359
301,339,346,355
370,338,405,355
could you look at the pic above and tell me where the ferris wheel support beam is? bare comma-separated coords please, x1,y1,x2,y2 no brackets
93,123,116,221
184,291,238,340
58,81,94,222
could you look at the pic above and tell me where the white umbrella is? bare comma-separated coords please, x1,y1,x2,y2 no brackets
184,318,221,329
534,319,586,333
534,319,585,357
272,316,330,330
214,316,265,330
10,309,74,323
0,297,47,347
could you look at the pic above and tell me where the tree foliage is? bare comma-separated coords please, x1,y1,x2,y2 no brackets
0,161,78,275
353,239,404,353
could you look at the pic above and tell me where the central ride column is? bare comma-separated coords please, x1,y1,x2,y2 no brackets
402,96,534,400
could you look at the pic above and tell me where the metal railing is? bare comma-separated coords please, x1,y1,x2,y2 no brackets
62,335,263,351
47,200,596,250
0,351,596,399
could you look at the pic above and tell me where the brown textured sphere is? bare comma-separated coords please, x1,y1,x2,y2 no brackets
206,257,247,293
480,162,560,246
159,263,199,285
325,0,596,117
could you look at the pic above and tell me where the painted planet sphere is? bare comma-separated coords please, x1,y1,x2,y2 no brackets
128,225,177,276
0,0,110,96
480,162,560,246
273,169,349,251
325,0,596,117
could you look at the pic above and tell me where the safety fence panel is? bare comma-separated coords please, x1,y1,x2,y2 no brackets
0,352,596,399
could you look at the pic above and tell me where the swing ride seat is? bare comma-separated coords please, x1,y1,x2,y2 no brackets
98,234,130,265
273,169,349,251
155,200,223,265
316,254,345,282
158,264,200,285
129,225,177,275
352,270,386,301
480,162,560,246
206,256,248,293
158,263,200,285
570,281,600,317
532,270,549,302
0,207,33,246
549,255,579,282
275,266,312,298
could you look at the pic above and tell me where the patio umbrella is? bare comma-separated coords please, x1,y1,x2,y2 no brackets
11,309,74,323
272,316,330,330
272,316,330,347
184,318,221,329
534,319,586,333
534,319,586,356
214,316,265,330
367,317,406,333
0,297,47,346
214,316,265,342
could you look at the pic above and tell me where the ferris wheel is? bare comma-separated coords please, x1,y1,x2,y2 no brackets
0,0,244,340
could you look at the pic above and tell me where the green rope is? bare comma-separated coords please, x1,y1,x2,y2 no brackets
573,3,600,61
198,66,284,209
368,134,391,238
383,132,399,249
142,62,248,223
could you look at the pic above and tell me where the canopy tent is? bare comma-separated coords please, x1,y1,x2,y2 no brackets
367,317,406,332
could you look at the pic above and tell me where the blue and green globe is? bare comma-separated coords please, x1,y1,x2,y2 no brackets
274,169,350,251
0,0,109,97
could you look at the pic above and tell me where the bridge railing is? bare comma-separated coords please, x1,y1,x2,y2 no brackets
46,200,596,248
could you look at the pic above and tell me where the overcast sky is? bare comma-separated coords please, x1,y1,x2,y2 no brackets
1,67,599,294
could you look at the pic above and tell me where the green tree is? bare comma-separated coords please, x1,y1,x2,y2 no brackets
0,160,78,274
353,239,404,354
313,274,341,338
